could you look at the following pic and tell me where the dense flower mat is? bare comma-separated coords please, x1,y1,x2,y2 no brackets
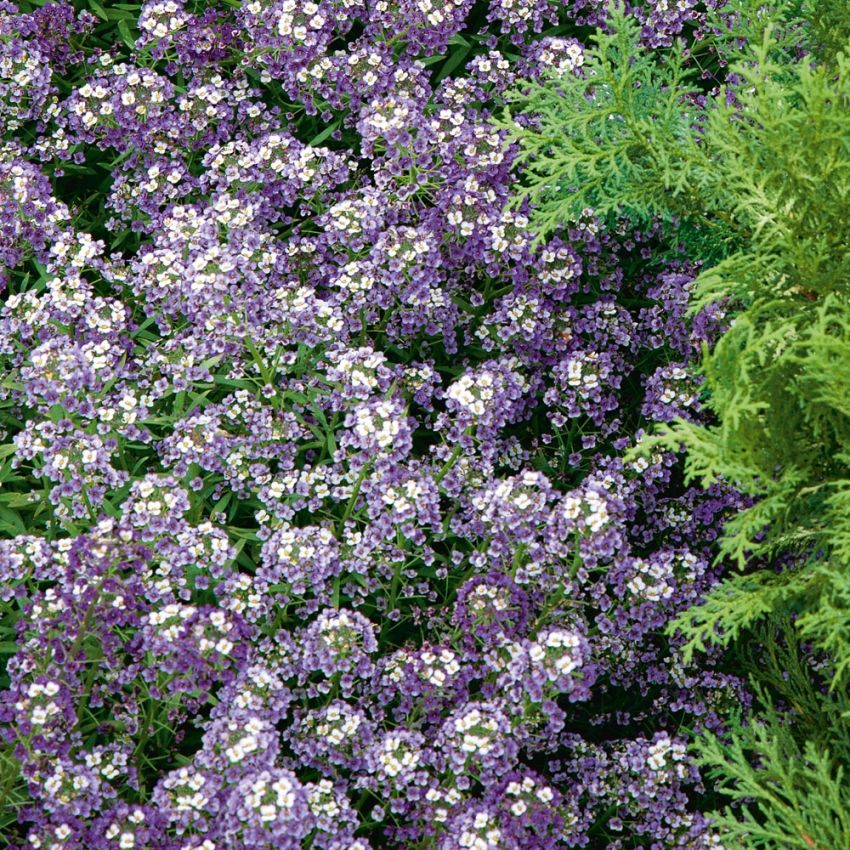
0,1,744,848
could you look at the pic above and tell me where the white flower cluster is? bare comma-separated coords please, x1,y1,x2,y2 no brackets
138,1,189,39
223,575,266,619
467,583,510,616
381,476,428,516
352,399,404,449
223,716,268,764
445,374,494,418
314,608,365,655
422,0,464,27
529,629,582,679
659,366,688,403
472,471,549,520
179,840,216,850
565,351,601,395
433,106,466,143
418,648,461,688
539,243,580,287
537,38,585,74
339,48,384,89
311,702,363,747
446,176,497,239
17,680,61,727
560,489,610,533
231,662,285,712
323,194,378,239
645,734,688,779
147,603,195,638
453,707,499,755
200,610,236,655
504,775,555,815
447,359,528,420
104,809,145,849
84,747,129,782
333,260,376,296
654,365,699,412
469,50,512,82
626,557,675,603
377,734,422,778
505,294,544,337
272,525,330,566
273,284,344,332
128,479,184,525
383,226,433,265
627,551,699,603
361,96,417,138
4,162,66,226
162,766,213,812
178,74,253,126
276,0,327,42
146,605,235,656
628,450,665,474
0,45,51,130
307,779,343,819
424,786,463,824
72,65,167,129
458,811,502,850
245,772,297,822
25,822,74,849
488,209,529,254
41,761,91,807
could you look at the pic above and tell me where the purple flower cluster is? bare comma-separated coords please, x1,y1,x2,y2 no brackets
0,1,746,848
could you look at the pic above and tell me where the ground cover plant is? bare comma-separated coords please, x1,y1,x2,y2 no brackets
0,1,782,848
503,0,850,846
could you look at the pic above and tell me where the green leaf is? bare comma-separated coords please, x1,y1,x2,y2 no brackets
435,43,472,83
309,120,341,146
88,0,109,19
0,506,26,535
117,18,137,49
0,492,40,509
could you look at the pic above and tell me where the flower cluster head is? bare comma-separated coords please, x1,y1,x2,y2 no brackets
301,608,379,679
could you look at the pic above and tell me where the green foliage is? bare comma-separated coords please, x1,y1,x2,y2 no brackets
503,2,850,846
499,1,819,241
802,0,850,62
498,13,704,234
699,621,850,850
698,696,850,850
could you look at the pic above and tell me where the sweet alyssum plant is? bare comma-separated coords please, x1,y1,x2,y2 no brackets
0,0,752,847
502,1,850,847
